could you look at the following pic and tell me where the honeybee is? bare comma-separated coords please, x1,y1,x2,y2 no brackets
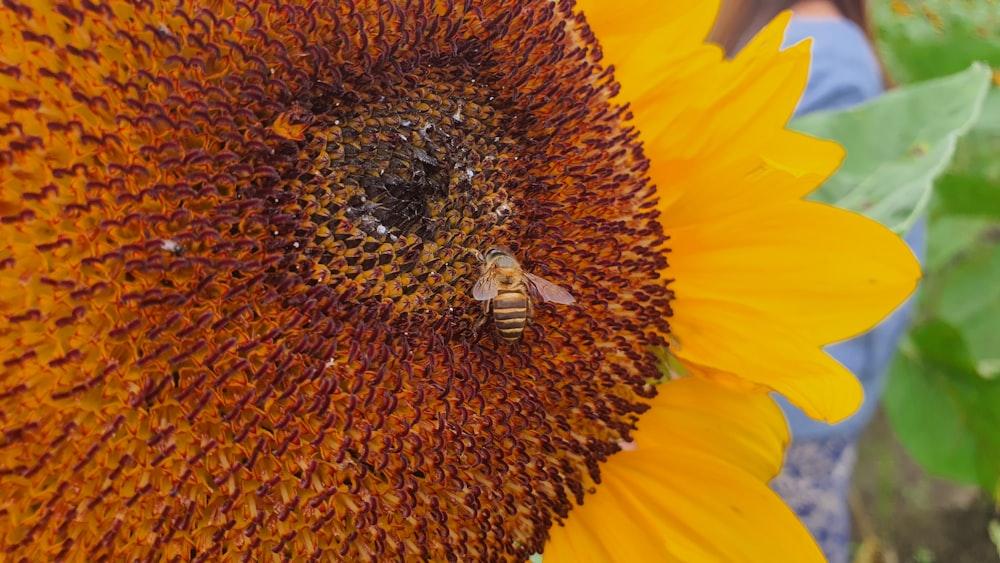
472,248,575,341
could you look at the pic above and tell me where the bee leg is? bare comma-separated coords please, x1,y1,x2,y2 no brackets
472,314,487,337
524,299,541,341
472,300,490,339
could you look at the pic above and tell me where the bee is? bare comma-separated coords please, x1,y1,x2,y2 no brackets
472,248,575,341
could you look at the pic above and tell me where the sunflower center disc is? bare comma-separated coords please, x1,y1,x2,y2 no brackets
0,0,674,560
279,75,515,316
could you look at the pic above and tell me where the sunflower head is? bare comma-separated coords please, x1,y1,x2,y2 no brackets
1,0,673,559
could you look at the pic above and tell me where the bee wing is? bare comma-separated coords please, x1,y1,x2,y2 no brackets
524,273,576,304
471,267,501,301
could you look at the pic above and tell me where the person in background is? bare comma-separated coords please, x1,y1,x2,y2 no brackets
709,2,927,562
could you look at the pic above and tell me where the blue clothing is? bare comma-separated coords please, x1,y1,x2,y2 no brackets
785,19,884,116
778,18,927,441
771,436,858,563
771,17,927,563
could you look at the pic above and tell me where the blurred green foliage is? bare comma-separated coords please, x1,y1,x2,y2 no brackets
790,1,1000,493
874,0,1000,492
790,62,996,489
872,0,1000,83
792,64,990,234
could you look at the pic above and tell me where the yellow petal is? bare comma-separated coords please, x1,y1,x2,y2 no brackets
652,16,835,222
669,200,922,345
576,0,717,40
544,451,825,562
638,376,788,482
627,11,921,421
576,0,722,108
670,295,865,422
545,379,823,562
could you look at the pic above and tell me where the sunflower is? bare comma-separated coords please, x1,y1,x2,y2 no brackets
0,0,917,561
546,2,919,560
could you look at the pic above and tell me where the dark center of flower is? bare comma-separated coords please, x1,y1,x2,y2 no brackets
1,0,673,560
271,72,516,315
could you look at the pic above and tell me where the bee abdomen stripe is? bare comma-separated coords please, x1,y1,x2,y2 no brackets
498,327,523,340
493,308,527,320
495,317,524,329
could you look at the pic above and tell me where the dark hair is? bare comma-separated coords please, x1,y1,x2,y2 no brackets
708,0,878,58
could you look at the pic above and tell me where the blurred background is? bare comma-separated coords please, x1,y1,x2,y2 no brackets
834,1,999,561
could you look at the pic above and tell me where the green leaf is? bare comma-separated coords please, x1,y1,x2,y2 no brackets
884,320,1000,490
936,89,1000,218
923,215,994,271
934,172,1000,218
874,0,1000,496
973,88,1000,137
925,240,1000,371
789,63,992,234
873,1,1000,83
